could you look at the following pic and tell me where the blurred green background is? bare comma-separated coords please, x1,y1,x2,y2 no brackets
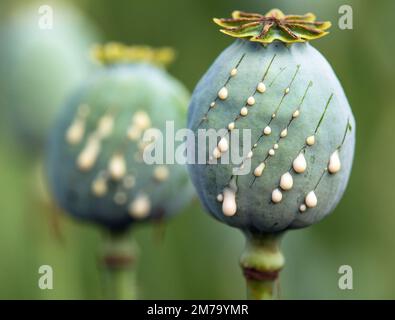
0,0,394,299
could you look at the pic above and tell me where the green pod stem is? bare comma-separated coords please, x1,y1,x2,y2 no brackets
240,232,285,300
100,230,138,300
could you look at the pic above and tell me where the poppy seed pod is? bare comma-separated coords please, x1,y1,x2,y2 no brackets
46,44,194,299
1,3,98,151
47,44,194,231
187,9,355,299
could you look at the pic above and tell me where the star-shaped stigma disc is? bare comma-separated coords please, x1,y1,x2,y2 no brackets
214,9,331,44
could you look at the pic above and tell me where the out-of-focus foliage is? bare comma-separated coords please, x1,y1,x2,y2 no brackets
0,0,394,299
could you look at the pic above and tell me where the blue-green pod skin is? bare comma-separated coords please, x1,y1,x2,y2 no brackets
47,64,193,231
1,4,98,150
188,40,355,234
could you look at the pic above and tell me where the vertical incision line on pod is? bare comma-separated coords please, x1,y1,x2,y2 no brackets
208,54,277,163
270,64,300,119
231,54,281,125
269,67,286,87
287,93,334,173
196,53,246,128
75,104,118,173
225,64,301,175
105,110,154,205
249,64,301,152
218,62,300,168
225,53,277,129
298,118,351,213
262,93,334,204
65,103,90,146
248,78,310,187
68,104,118,200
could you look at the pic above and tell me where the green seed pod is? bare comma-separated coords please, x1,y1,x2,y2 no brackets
47,44,193,232
187,9,355,299
0,3,98,151
46,43,194,299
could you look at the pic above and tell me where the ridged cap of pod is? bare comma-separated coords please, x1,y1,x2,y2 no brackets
90,42,175,67
214,8,331,44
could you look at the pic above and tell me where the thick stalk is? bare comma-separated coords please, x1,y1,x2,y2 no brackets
240,232,285,300
100,230,138,300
